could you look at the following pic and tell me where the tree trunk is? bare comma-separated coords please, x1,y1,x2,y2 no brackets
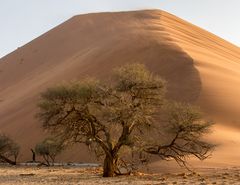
103,155,115,177
43,155,50,166
31,149,36,162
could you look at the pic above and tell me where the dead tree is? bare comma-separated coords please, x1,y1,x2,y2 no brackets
30,149,36,162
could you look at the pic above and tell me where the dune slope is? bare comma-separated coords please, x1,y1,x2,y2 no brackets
0,10,240,165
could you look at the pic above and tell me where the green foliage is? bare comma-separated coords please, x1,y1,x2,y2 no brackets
166,102,213,137
37,63,214,176
145,102,215,168
0,134,20,164
35,137,64,166
114,63,165,93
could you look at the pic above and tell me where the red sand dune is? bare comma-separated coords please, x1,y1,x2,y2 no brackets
0,10,240,166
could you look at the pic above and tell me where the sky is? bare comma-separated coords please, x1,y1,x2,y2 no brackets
0,0,239,58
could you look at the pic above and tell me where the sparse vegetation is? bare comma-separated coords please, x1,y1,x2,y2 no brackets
144,102,215,169
0,134,20,165
35,137,64,166
37,64,214,177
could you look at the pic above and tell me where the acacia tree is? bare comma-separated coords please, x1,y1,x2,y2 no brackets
37,64,214,177
0,134,20,165
35,137,64,166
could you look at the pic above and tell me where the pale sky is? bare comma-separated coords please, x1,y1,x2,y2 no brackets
0,0,239,58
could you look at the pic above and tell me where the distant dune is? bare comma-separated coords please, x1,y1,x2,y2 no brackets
0,10,240,166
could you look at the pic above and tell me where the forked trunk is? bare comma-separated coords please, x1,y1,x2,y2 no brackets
103,155,115,177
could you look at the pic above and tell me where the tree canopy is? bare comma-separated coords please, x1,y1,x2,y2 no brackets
35,137,64,166
37,63,214,177
0,134,20,165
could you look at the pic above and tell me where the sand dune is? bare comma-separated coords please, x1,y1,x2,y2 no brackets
0,10,240,166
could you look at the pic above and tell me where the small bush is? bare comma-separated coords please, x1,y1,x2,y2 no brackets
35,137,64,166
0,134,20,165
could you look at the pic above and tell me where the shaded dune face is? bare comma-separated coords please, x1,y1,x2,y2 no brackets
0,10,239,165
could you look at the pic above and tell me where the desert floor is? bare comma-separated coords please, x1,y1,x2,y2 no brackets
0,165,239,185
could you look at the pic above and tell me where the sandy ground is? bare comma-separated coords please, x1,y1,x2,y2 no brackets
0,166,239,185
